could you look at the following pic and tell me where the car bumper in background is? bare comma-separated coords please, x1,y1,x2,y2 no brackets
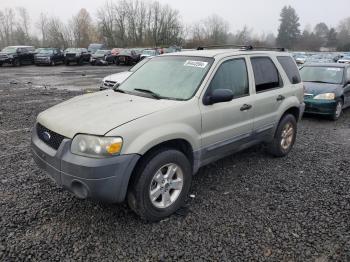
304,99,337,115
31,125,140,203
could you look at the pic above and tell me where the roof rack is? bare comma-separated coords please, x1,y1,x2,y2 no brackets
197,44,285,52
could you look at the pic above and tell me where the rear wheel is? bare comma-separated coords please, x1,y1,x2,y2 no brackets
12,58,20,67
267,114,297,157
331,100,343,121
127,149,192,221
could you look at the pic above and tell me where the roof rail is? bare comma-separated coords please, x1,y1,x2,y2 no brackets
197,44,285,52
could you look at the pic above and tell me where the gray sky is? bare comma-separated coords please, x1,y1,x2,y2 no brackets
1,0,348,35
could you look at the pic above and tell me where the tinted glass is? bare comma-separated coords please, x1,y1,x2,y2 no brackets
300,66,344,84
251,57,282,92
208,58,249,97
277,56,301,84
120,56,213,100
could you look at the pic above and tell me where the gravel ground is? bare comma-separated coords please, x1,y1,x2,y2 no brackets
1,65,350,261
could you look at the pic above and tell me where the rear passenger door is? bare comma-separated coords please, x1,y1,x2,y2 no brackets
200,57,254,162
248,56,285,135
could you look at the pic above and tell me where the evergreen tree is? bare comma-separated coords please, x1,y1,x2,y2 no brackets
276,6,300,49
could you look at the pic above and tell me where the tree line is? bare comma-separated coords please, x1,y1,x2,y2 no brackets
0,1,349,51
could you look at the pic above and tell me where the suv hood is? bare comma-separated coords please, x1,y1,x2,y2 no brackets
103,71,132,83
37,90,178,138
304,82,342,95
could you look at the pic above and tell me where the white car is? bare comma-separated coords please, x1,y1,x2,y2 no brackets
140,49,160,60
338,56,350,64
100,57,151,90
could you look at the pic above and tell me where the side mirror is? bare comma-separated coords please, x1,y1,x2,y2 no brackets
204,89,234,105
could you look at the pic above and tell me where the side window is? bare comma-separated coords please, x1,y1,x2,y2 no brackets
208,58,249,98
277,56,301,84
251,57,282,93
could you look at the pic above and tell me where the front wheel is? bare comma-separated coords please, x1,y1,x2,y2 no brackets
267,114,297,157
127,149,192,221
331,100,343,121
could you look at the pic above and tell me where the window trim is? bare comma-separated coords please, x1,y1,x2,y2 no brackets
202,57,250,105
250,56,284,94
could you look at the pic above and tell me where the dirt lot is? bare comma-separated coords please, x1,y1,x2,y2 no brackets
1,65,350,261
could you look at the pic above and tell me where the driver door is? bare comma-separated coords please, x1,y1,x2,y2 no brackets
199,57,254,164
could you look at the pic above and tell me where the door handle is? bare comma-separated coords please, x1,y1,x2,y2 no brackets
240,104,252,111
277,95,285,101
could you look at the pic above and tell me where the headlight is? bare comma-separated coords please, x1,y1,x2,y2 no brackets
71,134,123,158
313,93,335,100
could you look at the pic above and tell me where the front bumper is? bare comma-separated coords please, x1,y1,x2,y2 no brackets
304,99,337,115
31,125,140,203
0,58,13,64
35,58,51,65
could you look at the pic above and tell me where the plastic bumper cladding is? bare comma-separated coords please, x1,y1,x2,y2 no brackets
31,128,140,203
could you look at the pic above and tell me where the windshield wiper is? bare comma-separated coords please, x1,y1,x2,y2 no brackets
133,88,162,99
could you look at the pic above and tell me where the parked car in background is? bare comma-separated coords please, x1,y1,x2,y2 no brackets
338,56,350,64
34,48,64,66
115,49,140,65
294,54,307,65
300,63,350,120
0,46,35,67
64,48,91,65
90,50,114,65
32,48,304,221
140,49,160,60
100,57,151,90
87,43,106,54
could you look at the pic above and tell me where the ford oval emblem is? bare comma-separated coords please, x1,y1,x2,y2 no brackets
43,131,51,141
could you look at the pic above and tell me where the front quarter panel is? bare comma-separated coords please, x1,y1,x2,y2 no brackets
106,100,201,155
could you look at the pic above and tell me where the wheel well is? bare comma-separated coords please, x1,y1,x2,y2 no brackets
282,107,300,122
127,139,194,192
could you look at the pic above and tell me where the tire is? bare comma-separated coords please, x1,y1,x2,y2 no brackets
0,63,2,67
65,60,70,66
127,148,192,221
78,58,83,65
267,114,297,157
331,100,343,121
12,59,20,67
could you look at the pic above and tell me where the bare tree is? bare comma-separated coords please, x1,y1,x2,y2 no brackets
71,8,94,47
36,13,48,46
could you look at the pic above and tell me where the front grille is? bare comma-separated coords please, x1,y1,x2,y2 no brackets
37,123,65,150
66,53,76,58
0,54,8,59
104,80,117,88
304,93,314,99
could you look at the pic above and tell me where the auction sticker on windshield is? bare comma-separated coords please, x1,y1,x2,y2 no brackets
326,68,341,71
184,60,208,68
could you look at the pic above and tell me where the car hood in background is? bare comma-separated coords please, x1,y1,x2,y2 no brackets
37,90,179,138
103,71,132,83
304,82,342,96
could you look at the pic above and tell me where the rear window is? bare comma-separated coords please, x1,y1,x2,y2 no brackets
251,57,282,93
277,56,301,84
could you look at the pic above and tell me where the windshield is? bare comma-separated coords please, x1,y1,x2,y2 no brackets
119,56,213,100
96,50,107,55
119,50,132,56
65,48,79,53
142,50,156,56
2,47,17,53
300,66,344,84
38,49,54,54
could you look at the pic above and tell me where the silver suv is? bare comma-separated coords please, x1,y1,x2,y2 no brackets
32,48,305,221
